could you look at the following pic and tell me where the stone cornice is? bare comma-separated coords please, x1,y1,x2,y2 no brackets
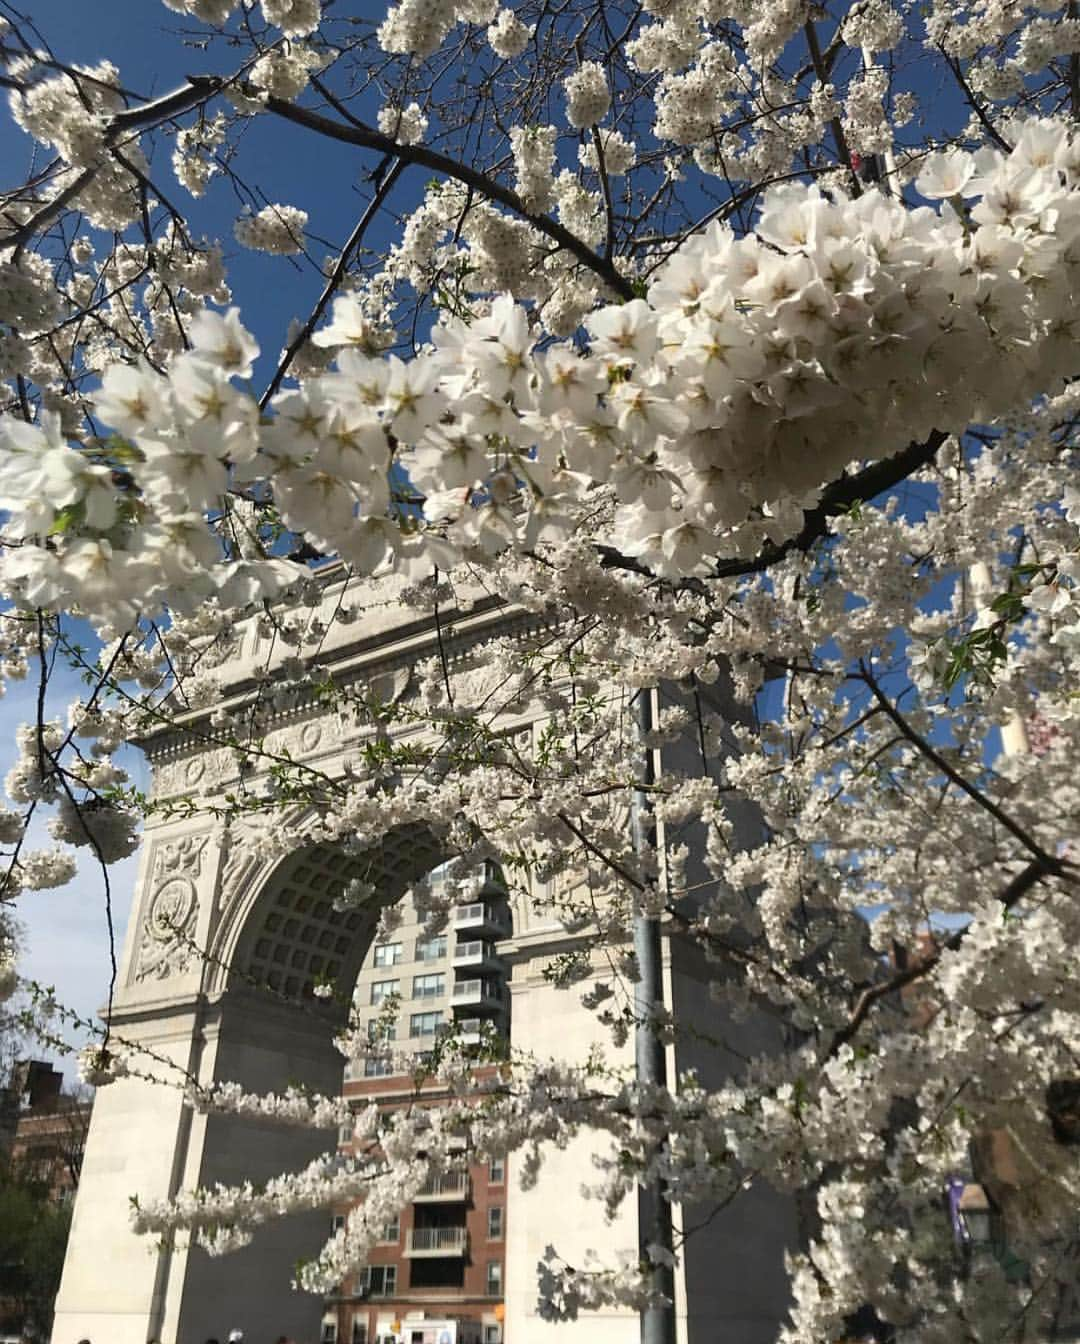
141,593,557,764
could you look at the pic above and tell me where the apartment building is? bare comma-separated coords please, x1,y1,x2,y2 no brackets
324,864,512,1344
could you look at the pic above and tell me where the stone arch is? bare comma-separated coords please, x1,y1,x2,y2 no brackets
52,579,796,1344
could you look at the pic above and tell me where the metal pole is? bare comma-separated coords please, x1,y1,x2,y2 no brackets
632,685,677,1344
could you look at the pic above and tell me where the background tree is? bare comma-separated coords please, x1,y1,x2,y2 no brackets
0,1172,71,1342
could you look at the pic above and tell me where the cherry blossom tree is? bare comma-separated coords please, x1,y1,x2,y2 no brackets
1,0,1080,1339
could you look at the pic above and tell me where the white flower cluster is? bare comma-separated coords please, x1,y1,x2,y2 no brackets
487,7,530,57
0,806,23,845
250,43,326,100
553,170,604,247
5,722,63,804
841,65,892,156
510,125,558,212
9,60,143,229
192,1081,360,1129
77,1043,128,1088
579,128,637,177
173,114,227,198
10,62,120,167
47,794,139,863
234,203,308,255
2,119,1080,632
378,0,503,56
0,252,62,337
563,62,611,130
1,848,77,898
377,101,429,146
843,0,904,53
259,0,320,36
160,0,236,22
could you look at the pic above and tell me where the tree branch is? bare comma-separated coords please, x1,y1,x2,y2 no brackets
180,78,637,302
259,155,407,408
828,858,1053,1057
857,662,1065,874
598,430,950,584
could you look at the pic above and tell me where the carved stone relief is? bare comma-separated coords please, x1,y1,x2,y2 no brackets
150,747,234,801
299,720,322,753
134,834,210,983
217,825,265,918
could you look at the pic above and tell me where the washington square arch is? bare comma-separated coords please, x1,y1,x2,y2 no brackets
50,567,795,1344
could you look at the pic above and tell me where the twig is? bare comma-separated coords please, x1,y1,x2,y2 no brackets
259,156,406,407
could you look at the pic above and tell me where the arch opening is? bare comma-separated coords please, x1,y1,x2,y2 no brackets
183,826,517,1343
230,821,450,1013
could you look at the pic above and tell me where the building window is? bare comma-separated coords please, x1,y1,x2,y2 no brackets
368,1018,397,1043
364,1056,392,1078
351,1320,368,1344
373,943,403,968
338,1121,354,1146
415,934,448,962
486,1260,503,1296
483,1328,502,1344
361,1264,397,1297
488,1206,503,1240
409,1010,444,1038
370,979,399,1007
489,1156,505,1184
333,1213,346,1234
412,972,445,999
320,1324,337,1344
380,1214,400,1242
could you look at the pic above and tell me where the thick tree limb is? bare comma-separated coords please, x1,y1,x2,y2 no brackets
4,74,218,255
7,166,96,258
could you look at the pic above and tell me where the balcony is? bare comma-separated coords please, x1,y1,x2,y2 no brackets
414,1172,470,1202
452,978,505,1015
457,865,508,899
405,1226,468,1257
452,939,502,973
456,1019,485,1048
452,903,506,938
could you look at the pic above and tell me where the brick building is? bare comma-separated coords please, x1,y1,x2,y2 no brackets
4,1062,90,1202
324,866,510,1344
